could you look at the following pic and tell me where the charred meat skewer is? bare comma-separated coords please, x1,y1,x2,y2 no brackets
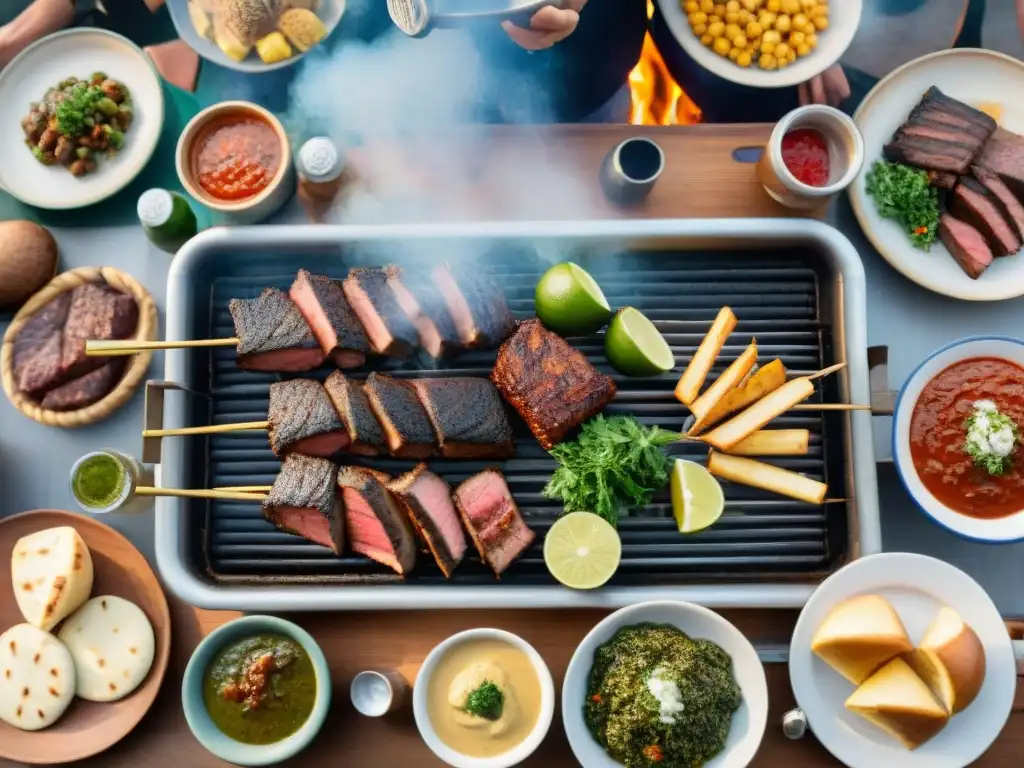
432,263,517,349
267,379,350,458
388,464,468,578
411,378,515,459
289,269,370,368
262,455,343,554
386,266,464,359
338,466,417,576
363,373,437,458
323,371,387,456
453,469,535,577
342,267,420,357
229,288,326,372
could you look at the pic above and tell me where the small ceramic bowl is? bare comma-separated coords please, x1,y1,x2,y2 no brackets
413,628,555,768
175,101,294,224
182,615,331,767
893,336,1024,543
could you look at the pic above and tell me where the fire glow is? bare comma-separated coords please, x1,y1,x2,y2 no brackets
629,1,701,126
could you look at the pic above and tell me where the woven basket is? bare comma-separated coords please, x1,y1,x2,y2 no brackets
1,267,158,428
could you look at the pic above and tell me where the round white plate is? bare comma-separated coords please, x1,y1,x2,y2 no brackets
655,0,861,89
0,29,164,210
790,552,1015,768
849,49,1024,301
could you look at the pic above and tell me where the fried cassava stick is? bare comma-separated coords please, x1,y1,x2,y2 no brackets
703,376,816,451
690,358,787,434
707,451,827,504
726,429,810,457
675,306,737,405
688,339,758,427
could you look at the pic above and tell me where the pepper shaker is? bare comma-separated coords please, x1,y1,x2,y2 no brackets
296,137,351,223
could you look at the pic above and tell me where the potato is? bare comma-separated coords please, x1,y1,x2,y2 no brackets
0,221,58,310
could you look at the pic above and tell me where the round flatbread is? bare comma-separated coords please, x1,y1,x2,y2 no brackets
58,595,155,703
0,624,76,731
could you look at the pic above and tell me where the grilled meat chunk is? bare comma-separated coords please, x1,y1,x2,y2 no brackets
938,213,993,279
289,269,369,368
949,181,1021,256
60,282,138,380
431,263,517,349
453,470,534,576
386,266,463,359
910,87,997,133
492,319,617,450
262,455,343,553
978,128,1024,200
927,171,958,189
389,464,467,578
972,165,1024,240
341,267,419,357
323,371,386,456
267,379,349,458
230,288,325,372
883,134,975,175
12,292,72,394
39,360,126,411
338,466,416,575
363,373,436,458
411,378,515,459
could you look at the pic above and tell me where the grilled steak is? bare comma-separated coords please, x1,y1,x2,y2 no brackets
431,263,517,349
898,122,985,150
949,181,1021,256
492,319,617,450
910,87,997,133
883,134,975,175
978,128,1024,200
938,213,993,279
338,466,416,575
262,455,343,553
453,470,534,576
910,109,995,142
39,360,126,411
411,378,515,459
972,165,1024,240
388,464,467,578
12,292,72,394
230,288,325,372
927,171,958,189
363,373,436,458
341,267,419,357
267,379,350,458
289,269,369,368
60,282,138,380
386,266,463,359
323,371,386,456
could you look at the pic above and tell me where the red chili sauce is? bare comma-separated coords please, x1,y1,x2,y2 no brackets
781,128,830,187
909,357,1024,519
190,113,282,201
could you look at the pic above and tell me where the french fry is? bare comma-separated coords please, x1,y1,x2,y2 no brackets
703,376,816,451
690,358,787,434
727,429,810,457
707,451,827,504
688,339,758,426
675,306,737,405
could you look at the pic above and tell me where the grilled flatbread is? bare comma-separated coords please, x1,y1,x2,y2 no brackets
0,624,76,731
11,526,93,631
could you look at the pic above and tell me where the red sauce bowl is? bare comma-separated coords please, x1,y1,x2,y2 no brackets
176,101,294,224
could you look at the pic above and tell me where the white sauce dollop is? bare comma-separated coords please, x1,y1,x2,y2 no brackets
646,666,685,724
967,400,1016,459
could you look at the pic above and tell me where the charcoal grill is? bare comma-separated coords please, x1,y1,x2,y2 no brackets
155,219,880,611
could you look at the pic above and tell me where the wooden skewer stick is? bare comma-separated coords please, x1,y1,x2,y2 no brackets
792,403,871,411
142,421,269,438
136,487,268,501
807,361,846,380
213,485,274,493
86,338,238,356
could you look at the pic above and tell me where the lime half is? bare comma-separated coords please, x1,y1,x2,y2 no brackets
544,512,622,590
671,459,725,534
535,262,612,336
605,307,675,376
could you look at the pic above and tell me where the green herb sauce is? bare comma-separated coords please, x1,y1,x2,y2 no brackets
203,634,316,745
585,623,741,768
72,453,125,508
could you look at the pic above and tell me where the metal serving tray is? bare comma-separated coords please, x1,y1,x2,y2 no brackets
155,218,881,611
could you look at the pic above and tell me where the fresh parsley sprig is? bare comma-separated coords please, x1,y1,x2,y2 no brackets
465,681,504,721
865,160,940,250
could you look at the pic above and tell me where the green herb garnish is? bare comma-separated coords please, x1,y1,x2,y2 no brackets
55,83,104,137
465,681,504,721
543,415,678,527
865,160,940,250
965,406,1018,475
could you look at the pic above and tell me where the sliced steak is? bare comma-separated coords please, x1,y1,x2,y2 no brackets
341,267,419,357
897,123,983,150
388,464,467,578
338,466,416,575
230,288,325,372
910,109,995,143
972,165,1024,240
938,214,993,279
883,135,974,175
949,181,1021,256
60,283,138,380
431,263,517,349
39,359,126,411
386,266,463,359
927,170,958,189
911,87,998,132
12,292,72,394
978,129,1024,200
453,469,534,576
363,373,436,458
289,269,369,368
262,455,343,553
323,371,386,456
267,379,350,458
411,378,515,459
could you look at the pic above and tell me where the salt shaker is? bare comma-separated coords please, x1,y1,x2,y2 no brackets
296,137,350,222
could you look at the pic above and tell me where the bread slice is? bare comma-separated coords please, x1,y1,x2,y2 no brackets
904,606,986,714
11,526,93,631
812,594,914,684
846,657,950,749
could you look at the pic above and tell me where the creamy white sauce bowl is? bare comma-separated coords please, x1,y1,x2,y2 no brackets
413,628,555,768
894,336,1024,543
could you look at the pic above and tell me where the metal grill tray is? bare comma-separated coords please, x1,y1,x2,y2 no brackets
157,219,881,611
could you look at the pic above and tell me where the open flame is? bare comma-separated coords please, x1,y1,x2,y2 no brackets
629,1,701,126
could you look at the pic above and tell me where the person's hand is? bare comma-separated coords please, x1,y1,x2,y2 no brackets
501,0,587,51
798,64,851,108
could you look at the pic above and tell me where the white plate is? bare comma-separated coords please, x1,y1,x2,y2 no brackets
563,601,768,768
790,552,1015,768
655,0,861,89
0,29,164,210
849,49,1024,301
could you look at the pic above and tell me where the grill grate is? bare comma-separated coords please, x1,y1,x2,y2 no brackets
191,247,849,585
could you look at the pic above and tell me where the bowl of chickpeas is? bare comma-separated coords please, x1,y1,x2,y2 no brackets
657,0,861,88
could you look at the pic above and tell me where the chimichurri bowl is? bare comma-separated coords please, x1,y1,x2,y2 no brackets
182,615,331,766
562,602,768,768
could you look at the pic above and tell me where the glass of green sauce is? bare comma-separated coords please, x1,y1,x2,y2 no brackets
69,450,142,513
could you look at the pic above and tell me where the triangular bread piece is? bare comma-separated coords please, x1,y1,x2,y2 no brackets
904,606,986,714
846,657,950,749
812,594,913,684
11,527,93,631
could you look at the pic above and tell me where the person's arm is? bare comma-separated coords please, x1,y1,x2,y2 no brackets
503,0,587,51
0,0,75,69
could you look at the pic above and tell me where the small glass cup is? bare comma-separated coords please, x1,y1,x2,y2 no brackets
350,669,409,717
68,449,144,514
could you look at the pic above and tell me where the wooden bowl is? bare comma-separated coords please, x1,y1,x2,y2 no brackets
0,267,157,428
0,510,172,764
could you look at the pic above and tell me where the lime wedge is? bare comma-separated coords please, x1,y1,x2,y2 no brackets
544,512,622,590
605,307,675,376
535,262,612,336
671,459,725,534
